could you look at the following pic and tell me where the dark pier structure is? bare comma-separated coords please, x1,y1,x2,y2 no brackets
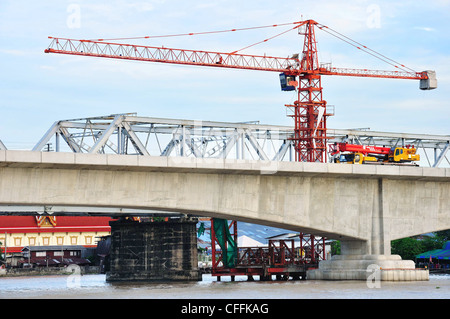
106,217,201,282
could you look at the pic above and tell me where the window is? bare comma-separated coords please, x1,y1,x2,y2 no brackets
29,237,36,246
70,236,77,245
57,237,64,245
54,251,63,257
85,236,92,245
43,237,50,246
14,237,21,246
36,251,46,257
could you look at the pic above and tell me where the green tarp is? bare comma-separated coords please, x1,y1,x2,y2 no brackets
212,218,237,268
416,241,450,260
197,222,205,237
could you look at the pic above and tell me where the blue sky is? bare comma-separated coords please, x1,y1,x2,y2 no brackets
0,0,449,149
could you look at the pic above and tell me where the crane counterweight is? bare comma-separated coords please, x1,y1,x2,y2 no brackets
420,70,438,90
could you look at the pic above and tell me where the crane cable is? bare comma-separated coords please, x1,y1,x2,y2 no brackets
89,21,303,42
230,23,303,54
317,23,417,73
87,20,416,73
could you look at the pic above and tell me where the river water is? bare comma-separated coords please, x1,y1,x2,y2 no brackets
0,273,449,299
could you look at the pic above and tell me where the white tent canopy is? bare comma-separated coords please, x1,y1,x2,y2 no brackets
238,235,266,247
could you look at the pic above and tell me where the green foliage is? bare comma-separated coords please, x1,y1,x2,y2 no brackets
436,230,450,242
420,235,444,252
391,237,424,261
87,255,96,264
197,222,205,238
331,240,341,256
391,231,449,261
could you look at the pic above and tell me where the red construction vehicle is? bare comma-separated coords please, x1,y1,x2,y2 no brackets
330,142,420,165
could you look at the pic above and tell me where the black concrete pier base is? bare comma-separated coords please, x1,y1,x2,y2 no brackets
106,217,201,282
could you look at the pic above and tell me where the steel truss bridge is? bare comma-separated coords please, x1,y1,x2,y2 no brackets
24,113,449,168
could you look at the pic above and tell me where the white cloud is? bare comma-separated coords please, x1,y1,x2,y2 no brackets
0,49,28,56
414,26,436,32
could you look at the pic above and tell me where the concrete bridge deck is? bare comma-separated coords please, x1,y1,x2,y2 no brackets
1,150,448,280
1,150,448,239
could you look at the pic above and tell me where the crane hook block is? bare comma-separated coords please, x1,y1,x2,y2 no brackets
420,70,437,90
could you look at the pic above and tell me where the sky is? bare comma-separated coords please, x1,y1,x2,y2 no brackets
0,0,449,149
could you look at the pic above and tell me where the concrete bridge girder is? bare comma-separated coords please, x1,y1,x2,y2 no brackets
0,150,449,257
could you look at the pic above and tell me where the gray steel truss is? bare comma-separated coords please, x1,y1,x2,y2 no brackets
0,139,6,150
32,113,450,168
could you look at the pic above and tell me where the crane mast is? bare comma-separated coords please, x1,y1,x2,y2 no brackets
44,19,436,163
289,20,329,162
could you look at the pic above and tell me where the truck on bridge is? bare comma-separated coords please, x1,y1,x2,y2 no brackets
330,143,420,165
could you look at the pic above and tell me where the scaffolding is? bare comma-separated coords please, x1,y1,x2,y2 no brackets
210,219,326,281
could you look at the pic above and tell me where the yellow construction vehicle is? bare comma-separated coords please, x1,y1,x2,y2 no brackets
331,143,420,165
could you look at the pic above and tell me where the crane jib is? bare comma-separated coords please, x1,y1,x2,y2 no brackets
44,38,298,73
44,37,435,85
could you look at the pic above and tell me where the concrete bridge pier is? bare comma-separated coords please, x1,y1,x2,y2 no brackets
307,179,429,281
106,217,202,282
307,240,429,281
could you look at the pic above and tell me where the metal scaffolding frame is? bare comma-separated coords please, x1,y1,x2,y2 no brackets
32,113,449,168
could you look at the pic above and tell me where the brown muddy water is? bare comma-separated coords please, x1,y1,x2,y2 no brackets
0,273,449,299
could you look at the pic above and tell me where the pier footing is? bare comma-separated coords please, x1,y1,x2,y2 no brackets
307,254,429,281
106,217,201,282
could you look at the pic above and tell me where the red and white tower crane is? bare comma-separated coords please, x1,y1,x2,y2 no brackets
45,19,437,163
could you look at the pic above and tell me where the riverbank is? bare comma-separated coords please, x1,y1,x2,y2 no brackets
0,266,100,277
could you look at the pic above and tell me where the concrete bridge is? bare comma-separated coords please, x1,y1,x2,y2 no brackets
1,150,449,280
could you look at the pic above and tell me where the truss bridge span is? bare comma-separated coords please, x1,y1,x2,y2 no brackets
29,114,449,168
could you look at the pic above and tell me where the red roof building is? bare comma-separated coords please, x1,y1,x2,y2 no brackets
0,216,114,254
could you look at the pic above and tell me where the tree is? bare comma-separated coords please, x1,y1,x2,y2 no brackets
331,240,341,256
392,230,450,261
391,237,424,261
436,230,450,242
421,235,444,252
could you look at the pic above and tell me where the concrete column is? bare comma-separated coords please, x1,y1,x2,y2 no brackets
340,240,369,255
371,178,391,255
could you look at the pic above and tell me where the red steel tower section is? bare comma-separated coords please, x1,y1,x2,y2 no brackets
287,20,331,162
